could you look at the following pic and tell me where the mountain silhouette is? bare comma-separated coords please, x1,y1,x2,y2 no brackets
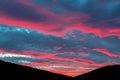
0,60,72,80
0,60,120,80
74,65,120,80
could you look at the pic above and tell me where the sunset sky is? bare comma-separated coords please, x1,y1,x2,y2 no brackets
0,0,120,76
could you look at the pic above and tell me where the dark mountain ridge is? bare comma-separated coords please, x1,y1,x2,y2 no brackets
0,60,120,80
0,60,72,80
75,64,120,80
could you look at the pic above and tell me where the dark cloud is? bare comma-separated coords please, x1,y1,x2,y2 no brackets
58,0,120,28
0,0,47,22
31,0,120,28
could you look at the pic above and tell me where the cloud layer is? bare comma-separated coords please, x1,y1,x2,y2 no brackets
0,0,119,37
0,24,119,76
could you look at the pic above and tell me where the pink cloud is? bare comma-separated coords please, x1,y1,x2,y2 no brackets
93,48,120,58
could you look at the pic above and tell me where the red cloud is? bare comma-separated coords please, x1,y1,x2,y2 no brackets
93,48,120,58
0,49,119,76
0,0,120,38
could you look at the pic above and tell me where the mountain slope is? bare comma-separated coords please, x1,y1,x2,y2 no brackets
74,65,120,80
0,60,72,80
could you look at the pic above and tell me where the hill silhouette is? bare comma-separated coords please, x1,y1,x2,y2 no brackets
0,60,72,80
0,60,120,80
74,65,120,80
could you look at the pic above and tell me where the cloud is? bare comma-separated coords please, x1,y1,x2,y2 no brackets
0,0,119,37
0,25,119,59
93,48,120,58
0,0,47,22
0,24,120,76
0,53,34,64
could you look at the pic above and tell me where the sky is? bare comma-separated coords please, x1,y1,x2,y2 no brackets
0,0,120,76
